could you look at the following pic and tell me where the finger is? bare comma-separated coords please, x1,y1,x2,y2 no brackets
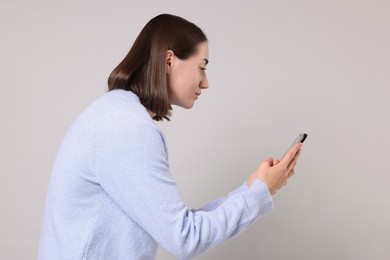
287,149,302,173
286,146,301,169
264,157,274,167
280,143,302,168
288,169,295,178
273,159,280,165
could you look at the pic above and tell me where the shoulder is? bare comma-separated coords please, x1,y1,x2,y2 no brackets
89,89,153,128
97,89,149,120
90,89,166,144
92,91,169,163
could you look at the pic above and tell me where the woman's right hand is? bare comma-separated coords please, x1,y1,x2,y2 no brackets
246,143,302,195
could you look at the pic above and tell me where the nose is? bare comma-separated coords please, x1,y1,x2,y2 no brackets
199,74,209,89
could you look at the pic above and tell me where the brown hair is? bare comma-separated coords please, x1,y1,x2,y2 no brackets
108,14,208,121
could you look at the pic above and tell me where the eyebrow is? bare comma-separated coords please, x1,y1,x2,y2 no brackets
202,58,209,65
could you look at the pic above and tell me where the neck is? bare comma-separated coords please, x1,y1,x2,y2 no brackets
147,110,156,118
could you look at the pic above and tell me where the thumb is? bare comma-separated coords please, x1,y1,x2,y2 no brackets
264,157,274,167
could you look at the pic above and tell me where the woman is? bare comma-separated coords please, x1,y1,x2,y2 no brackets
38,14,302,259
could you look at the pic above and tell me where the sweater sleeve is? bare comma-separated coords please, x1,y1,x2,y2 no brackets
95,123,273,259
191,182,250,212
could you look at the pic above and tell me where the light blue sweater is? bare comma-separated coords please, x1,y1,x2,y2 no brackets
38,89,273,259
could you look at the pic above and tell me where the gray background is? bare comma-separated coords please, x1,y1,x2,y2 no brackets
1,0,389,259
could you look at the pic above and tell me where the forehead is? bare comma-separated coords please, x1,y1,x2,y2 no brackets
194,42,209,60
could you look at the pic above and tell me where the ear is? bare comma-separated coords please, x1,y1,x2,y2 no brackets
166,50,175,73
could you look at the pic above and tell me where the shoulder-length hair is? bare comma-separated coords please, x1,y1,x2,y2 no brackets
108,14,208,121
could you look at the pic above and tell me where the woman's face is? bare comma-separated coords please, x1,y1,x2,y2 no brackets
167,42,209,109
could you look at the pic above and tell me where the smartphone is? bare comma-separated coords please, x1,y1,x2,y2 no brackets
283,133,308,158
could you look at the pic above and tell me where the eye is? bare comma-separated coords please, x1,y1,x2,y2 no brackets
199,67,207,71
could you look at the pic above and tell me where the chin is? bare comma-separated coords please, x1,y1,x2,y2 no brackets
183,103,195,109
177,102,194,109
171,98,195,109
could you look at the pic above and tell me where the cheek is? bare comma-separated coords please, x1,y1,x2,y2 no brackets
168,73,188,99
176,70,198,91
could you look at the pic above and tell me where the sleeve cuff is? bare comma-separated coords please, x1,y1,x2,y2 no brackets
246,179,273,218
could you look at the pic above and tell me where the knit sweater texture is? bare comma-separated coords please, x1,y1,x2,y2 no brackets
38,89,273,259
